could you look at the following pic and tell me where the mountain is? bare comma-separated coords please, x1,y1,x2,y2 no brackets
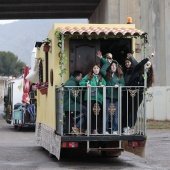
0,19,88,66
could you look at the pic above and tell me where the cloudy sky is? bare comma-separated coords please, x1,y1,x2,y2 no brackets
0,20,19,24
0,19,88,25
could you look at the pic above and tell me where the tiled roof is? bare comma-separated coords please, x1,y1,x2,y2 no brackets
56,26,144,36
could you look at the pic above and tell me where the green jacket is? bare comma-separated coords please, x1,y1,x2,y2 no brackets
100,67,125,100
79,74,106,104
63,76,81,111
100,57,110,71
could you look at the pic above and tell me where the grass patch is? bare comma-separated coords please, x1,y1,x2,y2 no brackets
147,119,170,129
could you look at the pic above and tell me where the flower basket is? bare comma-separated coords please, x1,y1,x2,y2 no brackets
42,38,51,52
36,82,48,95
43,44,50,52
38,87,48,95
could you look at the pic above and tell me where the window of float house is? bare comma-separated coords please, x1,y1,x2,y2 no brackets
45,52,48,83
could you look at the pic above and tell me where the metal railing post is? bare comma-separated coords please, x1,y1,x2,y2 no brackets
87,87,90,152
119,86,122,135
103,86,106,135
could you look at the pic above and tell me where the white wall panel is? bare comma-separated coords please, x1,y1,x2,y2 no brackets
153,87,166,120
146,87,154,119
166,86,170,120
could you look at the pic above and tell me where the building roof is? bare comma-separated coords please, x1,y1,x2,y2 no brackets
55,24,144,36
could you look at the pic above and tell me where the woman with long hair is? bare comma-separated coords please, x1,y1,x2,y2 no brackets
123,52,138,85
100,60,125,135
122,53,154,134
79,64,106,134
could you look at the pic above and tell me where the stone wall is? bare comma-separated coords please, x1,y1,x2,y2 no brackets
146,86,170,121
89,0,170,86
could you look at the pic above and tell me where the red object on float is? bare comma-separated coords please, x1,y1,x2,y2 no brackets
22,66,30,104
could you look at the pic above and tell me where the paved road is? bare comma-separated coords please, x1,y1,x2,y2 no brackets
0,116,170,170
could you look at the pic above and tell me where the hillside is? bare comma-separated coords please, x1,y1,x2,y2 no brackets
0,19,88,66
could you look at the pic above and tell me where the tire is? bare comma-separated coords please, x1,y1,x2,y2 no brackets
17,125,22,130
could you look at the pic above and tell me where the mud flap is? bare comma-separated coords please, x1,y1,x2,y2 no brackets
122,140,146,158
35,123,61,160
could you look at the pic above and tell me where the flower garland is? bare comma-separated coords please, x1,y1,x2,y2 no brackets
55,30,67,77
54,30,147,79
36,82,48,89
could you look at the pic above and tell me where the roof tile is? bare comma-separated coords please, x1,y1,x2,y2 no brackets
56,25,144,36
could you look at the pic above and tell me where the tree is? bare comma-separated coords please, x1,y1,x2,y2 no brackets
0,51,26,77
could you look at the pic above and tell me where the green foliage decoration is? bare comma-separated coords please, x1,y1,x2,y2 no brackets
54,30,146,79
55,30,67,77
42,37,51,45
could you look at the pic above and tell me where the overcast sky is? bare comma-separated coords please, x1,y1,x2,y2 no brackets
0,20,19,24
0,19,88,25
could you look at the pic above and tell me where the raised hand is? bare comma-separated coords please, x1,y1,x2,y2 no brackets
151,53,154,57
127,53,132,59
96,51,102,58
148,53,154,60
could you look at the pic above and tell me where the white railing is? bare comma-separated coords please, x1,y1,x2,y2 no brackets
56,86,146,136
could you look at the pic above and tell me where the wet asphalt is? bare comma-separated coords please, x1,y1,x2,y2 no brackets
0,114,170,170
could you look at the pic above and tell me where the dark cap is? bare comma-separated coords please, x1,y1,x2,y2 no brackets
125,57,132,63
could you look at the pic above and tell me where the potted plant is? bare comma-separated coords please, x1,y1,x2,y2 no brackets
36,82,48,95
42,38,51,52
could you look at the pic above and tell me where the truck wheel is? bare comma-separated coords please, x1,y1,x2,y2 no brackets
17,125,22,130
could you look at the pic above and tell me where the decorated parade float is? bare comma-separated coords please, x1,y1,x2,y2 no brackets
34,22,151,159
